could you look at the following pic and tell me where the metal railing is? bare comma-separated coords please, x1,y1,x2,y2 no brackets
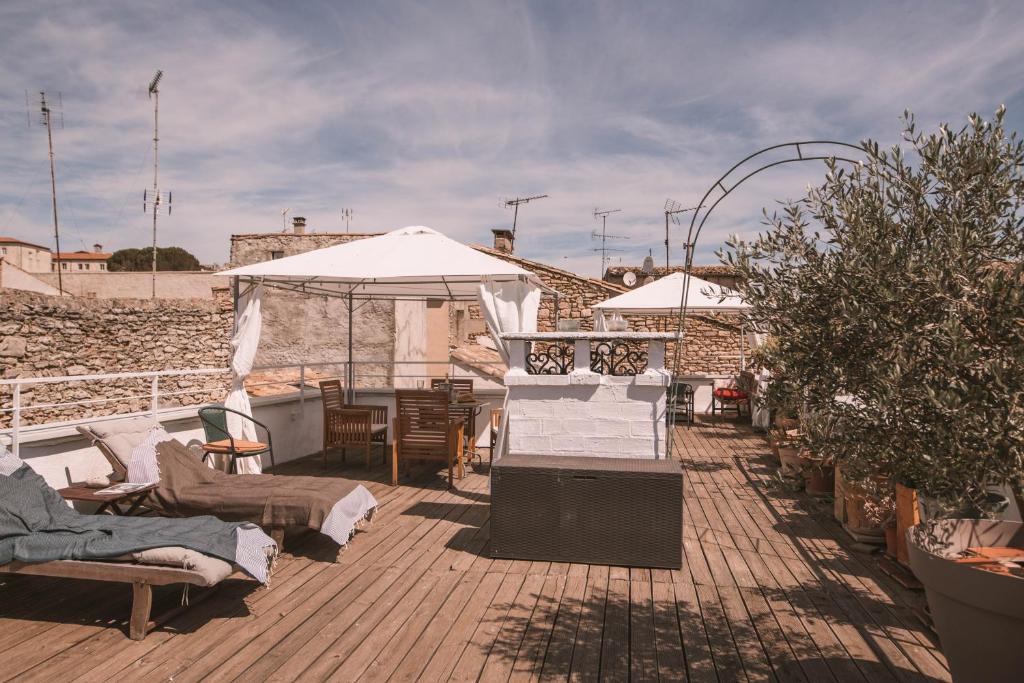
0,359,482,457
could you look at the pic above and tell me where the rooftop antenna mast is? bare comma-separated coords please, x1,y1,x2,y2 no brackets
664,198,701,269
501,194,548,251
592,207,626,276
281,208,290,232
29,91,65,295
341,208,353,232
143,70,171,298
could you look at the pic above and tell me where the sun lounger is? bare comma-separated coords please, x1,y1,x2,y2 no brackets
78,416,377,554
1,448,277,640
0,551,245,639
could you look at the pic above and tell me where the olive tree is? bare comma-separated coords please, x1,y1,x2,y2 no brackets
721,108,1024,516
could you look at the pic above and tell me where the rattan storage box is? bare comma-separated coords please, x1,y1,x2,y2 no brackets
490,454,683,568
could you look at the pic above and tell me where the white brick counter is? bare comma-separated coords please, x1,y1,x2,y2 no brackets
501,333,673,459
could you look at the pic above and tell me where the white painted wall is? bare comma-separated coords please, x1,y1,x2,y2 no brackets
505,373,669,459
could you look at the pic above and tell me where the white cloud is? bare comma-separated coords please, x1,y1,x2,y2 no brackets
1,0,1022,276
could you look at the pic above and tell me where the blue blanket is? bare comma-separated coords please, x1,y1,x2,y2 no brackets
0,454,273,582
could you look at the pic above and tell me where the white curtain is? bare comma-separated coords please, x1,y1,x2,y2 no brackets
477,277,541,462
224,284,264,473
477,277,540,365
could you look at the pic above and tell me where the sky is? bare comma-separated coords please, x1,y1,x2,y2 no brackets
1,0,1023,277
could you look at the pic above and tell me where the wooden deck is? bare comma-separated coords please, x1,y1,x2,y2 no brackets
0,419,950,681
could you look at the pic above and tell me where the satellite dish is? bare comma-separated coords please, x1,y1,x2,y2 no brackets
622,271,637,287
641,255,654,274
643,275,656,285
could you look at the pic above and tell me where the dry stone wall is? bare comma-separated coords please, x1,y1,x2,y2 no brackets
0,289,233,428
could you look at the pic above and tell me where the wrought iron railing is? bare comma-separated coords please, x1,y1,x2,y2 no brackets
510,332,673,377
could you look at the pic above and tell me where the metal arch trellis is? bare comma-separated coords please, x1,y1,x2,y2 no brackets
665,140,872,458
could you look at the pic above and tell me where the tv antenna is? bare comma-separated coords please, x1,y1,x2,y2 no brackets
281,208,290,232
664,198,701,269
592,208,627,276
28,91,65,295
341,208,353,232
501,194,548,251
142,70,171,298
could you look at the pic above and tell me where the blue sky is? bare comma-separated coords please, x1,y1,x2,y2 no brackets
1,0,1022,276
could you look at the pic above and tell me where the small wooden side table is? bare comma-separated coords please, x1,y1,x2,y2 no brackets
58,483,158,516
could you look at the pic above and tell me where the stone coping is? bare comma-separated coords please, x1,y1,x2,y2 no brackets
500,332,676,341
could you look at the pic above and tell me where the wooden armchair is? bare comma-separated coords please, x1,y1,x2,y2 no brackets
319,380,388,468
430,377,474,397
393,389,464,488
711,371,755,418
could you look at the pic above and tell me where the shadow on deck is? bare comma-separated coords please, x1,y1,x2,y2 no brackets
0,418,949,681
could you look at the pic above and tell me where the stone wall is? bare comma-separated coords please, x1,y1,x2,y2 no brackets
229,233,396,386
33,271,222,299
0,290,233,428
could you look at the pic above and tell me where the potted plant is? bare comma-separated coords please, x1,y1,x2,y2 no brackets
722,108,1024,680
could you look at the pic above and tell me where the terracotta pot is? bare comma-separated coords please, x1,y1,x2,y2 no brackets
895,483,920,566
778,446,802,478
843,492,886,540
884,525,897,558
907,519,1024,683
804,463,835,497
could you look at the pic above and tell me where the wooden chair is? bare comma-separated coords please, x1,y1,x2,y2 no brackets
393,389,464,488
319,380,387,468
198,405,275,473
430,377,474,397
711,371,754,418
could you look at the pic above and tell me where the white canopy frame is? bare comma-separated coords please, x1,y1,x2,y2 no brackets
220,226,560,405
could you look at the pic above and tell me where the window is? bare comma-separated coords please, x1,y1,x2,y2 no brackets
61,263,68,270
100,263,106,270
77,263,84,270
1,247,6,255
270,250,284,260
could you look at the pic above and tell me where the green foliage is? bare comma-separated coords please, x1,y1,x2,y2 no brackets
107,246,201,272
721,108,1024,517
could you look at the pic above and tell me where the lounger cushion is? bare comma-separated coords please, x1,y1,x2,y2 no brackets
78,417,164,470
131,547,234,586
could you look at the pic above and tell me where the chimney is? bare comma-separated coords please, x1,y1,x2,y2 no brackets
292,216,306,235
93,243,103,253
491,228,514,254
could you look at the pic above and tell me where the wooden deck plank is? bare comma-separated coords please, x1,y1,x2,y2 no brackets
537,573,587,681
0,422,950,682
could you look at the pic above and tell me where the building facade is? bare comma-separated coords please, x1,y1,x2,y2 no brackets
0,237,52,273
51,245,111,272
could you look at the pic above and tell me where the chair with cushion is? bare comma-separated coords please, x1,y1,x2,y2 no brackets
393,389,464,488
711,371,755,418
198,405,275,473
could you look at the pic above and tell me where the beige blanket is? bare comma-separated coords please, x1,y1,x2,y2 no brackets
152,440,363,531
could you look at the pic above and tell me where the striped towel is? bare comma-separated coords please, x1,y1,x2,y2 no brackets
126,426,174,484
235,524,278,584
